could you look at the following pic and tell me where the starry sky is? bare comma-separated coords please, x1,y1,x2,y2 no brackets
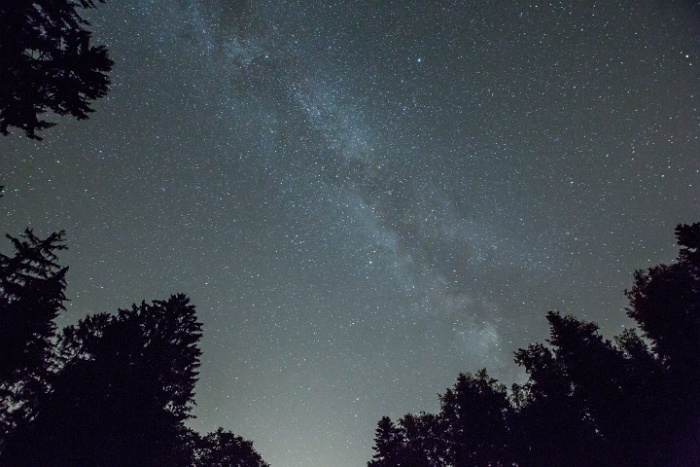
2,1,699,466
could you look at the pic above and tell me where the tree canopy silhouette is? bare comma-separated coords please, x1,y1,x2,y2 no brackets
1,295,204,466
0,229,67,442
0,219,268,466
369,222,700,467
0,0,113,139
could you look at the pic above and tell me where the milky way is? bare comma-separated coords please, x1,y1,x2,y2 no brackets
2,1,698,466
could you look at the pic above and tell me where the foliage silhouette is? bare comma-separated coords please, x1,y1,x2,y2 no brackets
193,427,271,467
2,295,203,466
0,224,268,465
369,222,700,467
0,229,67,442
0,0,113,139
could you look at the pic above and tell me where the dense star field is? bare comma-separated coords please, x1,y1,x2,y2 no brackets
2,1,698,466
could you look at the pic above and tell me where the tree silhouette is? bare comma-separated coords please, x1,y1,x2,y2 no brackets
2,295,202,466
511,312,663,466
625,222,700,465
369,372,511,467
0,229,67,383
439,369,512,467
368,416,405,467
0,0,113,139
368,222,700,467
0,224,269,465
193,428,271,467
0,229,67,443
369,413,444,467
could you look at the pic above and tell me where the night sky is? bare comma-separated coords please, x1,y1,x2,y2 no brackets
2,1,699,466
